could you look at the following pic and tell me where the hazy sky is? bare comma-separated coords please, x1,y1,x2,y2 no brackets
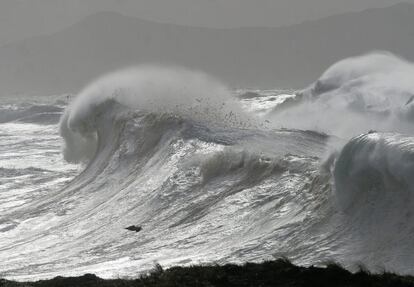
0,0,411,45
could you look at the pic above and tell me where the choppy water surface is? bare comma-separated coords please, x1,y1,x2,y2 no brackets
3,54,414,280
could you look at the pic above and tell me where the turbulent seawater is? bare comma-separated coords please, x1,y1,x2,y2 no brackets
2,53,414,280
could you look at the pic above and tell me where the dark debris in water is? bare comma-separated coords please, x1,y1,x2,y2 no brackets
125,225,142,233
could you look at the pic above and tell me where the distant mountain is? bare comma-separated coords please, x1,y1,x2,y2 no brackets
0,3,413,95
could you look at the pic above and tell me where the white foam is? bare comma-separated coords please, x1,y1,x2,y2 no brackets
60,66,249,163
268,52,414,138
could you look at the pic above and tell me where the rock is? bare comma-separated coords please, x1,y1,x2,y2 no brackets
125,225,142,232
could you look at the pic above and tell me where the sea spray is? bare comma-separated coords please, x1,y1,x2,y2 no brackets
60,66,250,163
267,52,414,138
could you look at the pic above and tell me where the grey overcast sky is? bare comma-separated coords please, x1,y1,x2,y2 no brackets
0,0,411,45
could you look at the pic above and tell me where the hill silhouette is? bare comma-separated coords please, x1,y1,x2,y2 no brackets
0,3,413,95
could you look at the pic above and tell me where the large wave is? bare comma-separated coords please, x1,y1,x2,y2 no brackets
331,132,414,271
59,66,252,163
296,52,414,214
0,66,334,279
48,59,414,275
267,52,414,138
334,132,414,212
5,55,414,279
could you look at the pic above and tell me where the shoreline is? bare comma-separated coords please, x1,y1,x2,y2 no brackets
2,259,414,287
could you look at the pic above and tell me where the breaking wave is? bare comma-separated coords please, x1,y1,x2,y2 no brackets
267,52,414,137
334,132,414,212
59,66,250,163
5,54,414,279
331,132,414,270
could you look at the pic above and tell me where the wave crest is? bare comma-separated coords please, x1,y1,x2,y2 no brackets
268,52,414,137
334,132,414,212
59,66,249,163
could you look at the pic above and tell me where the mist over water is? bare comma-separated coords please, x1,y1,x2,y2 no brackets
2,52,414,280
60,66,251,163
268,52,414,138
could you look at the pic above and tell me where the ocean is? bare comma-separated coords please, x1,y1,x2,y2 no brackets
2,52,414,280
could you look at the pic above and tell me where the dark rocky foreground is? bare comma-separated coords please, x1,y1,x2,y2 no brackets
2,259,414,287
